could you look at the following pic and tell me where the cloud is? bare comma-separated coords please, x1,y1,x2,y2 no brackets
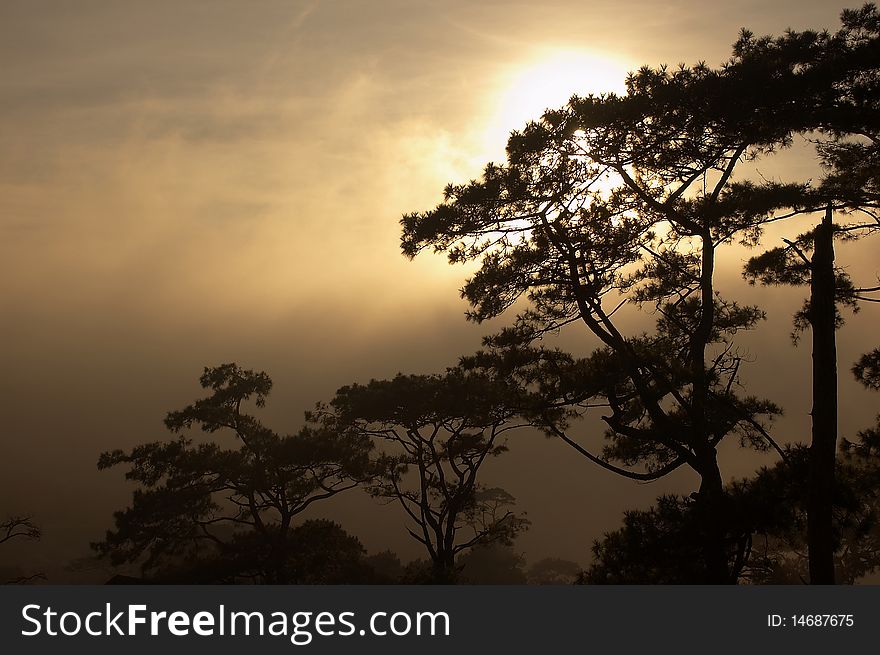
0,0,872,578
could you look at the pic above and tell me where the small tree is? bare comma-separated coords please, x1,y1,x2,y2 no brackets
1,516,43,584
94,364,374,583
313,368,530,582
1,516,40,546
457,543,528,584
527,557,582,585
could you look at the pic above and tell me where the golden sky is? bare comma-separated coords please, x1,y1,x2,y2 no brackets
1,1,874,579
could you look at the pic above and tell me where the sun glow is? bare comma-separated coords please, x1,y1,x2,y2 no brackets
483,49,630,155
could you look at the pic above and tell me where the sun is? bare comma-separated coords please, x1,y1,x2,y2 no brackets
482,49,630,154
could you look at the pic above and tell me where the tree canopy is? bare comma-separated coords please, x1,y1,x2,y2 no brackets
75,5,880,587
94,364,375,583
399,4,880,583
312,368,531,581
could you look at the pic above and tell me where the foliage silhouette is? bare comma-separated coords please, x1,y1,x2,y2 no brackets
853,349,880,390
744,207,878,582
582,434,880,585
526,557,582,585
582,495,734,584
363,549,406,583
401,60,792,583
312,368,531,582
56,5,878,588
147,520,378,584
94,364,375,583
1,516,40,546
457,543,528,584
1,516,44,584
734,6,880,581
401,4,880,583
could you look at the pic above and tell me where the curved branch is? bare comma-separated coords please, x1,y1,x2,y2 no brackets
544,422,687,481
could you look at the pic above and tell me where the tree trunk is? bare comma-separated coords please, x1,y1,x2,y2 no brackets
431,553,457,584
691,232,730,583
695,452,731,583
807,205,837,584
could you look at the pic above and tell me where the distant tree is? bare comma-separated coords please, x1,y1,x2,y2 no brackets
94,364,375,583
314,368,531,582
526,557,582,585
399,558,435,584
1,516,44,584
457,543,528,584
1,516,40,546
363,549,406,583
150,520,375,584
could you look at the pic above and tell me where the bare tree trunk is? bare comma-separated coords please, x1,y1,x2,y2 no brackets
808,205,837,584
431,552,457,584
695,452,731,583
693,233,730,583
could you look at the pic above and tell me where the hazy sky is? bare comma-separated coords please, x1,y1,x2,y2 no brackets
2,0,876,580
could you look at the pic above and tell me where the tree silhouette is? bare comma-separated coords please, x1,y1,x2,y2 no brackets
94,364,375,583
730,5,880,582
828,346,880,583
578,463,803,584
582,495,726,584
401,58,797,582
758,440,880,585
744,206,879,582
149,519,376,584
579,332,880,585
363,549,406,583
401,5,879,583
526,557,582,585
1,516,40,546
313,368,531,582
1,516,44,584
582,434,880,585
457,543,528,584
